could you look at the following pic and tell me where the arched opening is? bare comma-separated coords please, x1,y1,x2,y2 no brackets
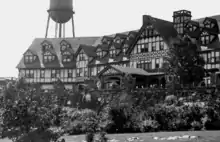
104,76,121,89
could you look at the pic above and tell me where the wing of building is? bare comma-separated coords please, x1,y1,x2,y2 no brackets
16,10,220,90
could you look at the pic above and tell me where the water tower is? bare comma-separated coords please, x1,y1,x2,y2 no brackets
45,0,75,38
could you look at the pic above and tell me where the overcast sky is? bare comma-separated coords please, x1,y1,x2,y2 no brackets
0,0,219,77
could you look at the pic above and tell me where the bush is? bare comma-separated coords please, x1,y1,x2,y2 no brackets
0,79,65,142
61,108,98,134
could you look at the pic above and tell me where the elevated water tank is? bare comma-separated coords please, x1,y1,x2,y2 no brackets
48,0,74,24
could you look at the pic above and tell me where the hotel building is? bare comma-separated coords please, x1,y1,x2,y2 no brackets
16,1,220,89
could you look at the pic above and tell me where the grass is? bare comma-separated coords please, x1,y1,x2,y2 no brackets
1,131,220,142
64,131,220,142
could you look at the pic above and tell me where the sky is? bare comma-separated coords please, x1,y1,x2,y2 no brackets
0,0,219,77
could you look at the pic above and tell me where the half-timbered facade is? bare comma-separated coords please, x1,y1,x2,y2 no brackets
16,10,220,90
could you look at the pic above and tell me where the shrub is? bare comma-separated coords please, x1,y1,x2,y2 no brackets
0,80,64,142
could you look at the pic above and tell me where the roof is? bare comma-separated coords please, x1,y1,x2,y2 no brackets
96,44,109,51
112,65,162,76
127,15,178,54
194,15,220,23
18,12,220,70
16,37,101,69
98,65,163,77
150,16,178,44
79,44,97,57
194,15,220,33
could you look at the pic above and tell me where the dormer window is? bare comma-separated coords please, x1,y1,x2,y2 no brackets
60,40,71,52
96,48,103,58
43,51,55,63
123,44,129,54
62,51,73,63
41,40,53,52
114,37,121,43
109,46,116,58
25,55,36,63
24,51,37,64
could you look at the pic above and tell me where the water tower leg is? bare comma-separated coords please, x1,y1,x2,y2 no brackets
55,23,58,38
71,16,75,38
63,24,65,38
59,23,62,38
45,15,50,38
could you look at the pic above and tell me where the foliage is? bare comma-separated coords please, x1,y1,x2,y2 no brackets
0,78,64,142
166,36,205,87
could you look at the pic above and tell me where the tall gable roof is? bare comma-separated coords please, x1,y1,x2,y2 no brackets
127,15,178,54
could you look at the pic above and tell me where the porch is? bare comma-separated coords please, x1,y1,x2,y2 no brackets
98,65,165,89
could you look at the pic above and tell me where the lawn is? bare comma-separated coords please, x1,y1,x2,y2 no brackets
1,131,220,142
64,131,220,142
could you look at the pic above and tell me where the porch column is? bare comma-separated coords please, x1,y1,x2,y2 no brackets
158,77,162,88
120,75,123,89
101,77,104,89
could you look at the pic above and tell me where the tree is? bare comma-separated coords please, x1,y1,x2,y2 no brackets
0,78,64,142
165,36,205,87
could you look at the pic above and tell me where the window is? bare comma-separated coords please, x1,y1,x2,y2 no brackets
216,51,220,62
78,53,85,61
152,42,156,52
84,68,88,76
159,58,163,68
91,68,96,76
24,55,36,63
109,47,116,58
137,61,152,70
67,70,73,78
40,70,45,78
200,32,210,45
25,70,29,78
155,58,160,69
97,49,103,58
51,70,56,78
25,70,34,78
24,51,37,64
159,41,164,50
43,51,55,63
123,44,129,54
62,51,72,63
77,68,83,77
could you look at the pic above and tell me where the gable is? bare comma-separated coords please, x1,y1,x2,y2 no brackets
24,51,33,56
110,45,115,50
43,51,53,56
62,51,71,55
60,40,70,46
128,17,175,55
96,48,102,52
98,66,121,77
130,26,162,54
102,68,119,75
